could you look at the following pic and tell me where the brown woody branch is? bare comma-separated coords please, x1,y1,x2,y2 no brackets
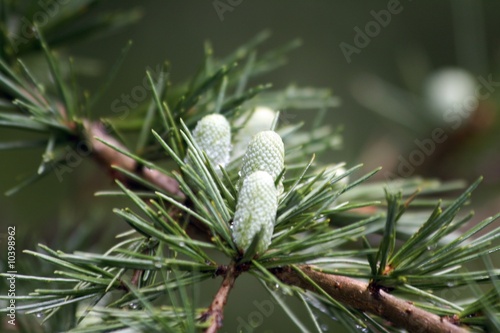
83,120,185,199
200,263,240,333
273,265,469,333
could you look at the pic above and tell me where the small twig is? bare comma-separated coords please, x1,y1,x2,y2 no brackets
83,120,136,174
130,267,143,287
201,262,240,333
83,121,185,199
273,265,469,333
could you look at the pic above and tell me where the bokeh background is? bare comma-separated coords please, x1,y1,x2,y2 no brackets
1,1,499,332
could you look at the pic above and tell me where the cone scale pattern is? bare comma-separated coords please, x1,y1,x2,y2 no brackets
239,130,284,192
232,171,278,254
186,114,231,173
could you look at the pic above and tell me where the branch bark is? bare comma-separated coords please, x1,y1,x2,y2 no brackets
273,265,469,333
83,121,185,199
201,263,239,333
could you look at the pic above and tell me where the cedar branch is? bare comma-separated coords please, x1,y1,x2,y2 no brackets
81,120,472,333
83,121,185,199
201,263,239,333
272,265,469,333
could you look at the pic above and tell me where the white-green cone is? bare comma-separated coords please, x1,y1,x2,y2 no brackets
186,114,231,174
233,106,276,157
232,171,278,255
239,130,284,192
333,166,349,187
424,68,477,123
